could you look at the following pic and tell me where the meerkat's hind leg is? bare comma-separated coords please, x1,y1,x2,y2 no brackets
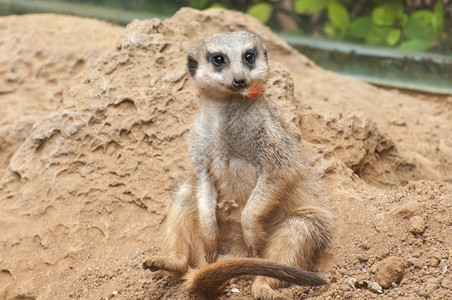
252,206,333,300
143,174,203,274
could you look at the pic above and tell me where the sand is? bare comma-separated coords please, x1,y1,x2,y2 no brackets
0,7,451,300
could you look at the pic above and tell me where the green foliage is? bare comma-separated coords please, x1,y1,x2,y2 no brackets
432,2,444,39
411,10,433,24
189,0,210,9
386,29,401,46
404,19,433,41
372,5,394,26
348,16,373,39
325,2,349,39
296,0,445,52
371,4,407,27
88,0,448,53
243,0,447,53
398,39,432,51
210,2,225,8
288,27,304,35
247,3,273,24
295,0,329,14
366,26,391,45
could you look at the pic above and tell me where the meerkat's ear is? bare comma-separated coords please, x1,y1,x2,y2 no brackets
187,54,198,77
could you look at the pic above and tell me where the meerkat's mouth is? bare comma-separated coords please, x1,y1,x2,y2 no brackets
229,84,247,91
229,85,247,96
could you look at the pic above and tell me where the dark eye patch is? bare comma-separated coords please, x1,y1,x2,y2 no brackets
206,52,228,70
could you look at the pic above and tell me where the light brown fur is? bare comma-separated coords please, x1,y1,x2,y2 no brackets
143,31,334,299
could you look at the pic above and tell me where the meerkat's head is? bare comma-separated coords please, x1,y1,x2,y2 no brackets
187,31,268,100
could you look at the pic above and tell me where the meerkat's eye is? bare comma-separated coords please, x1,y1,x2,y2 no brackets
212,55,225,66
245,52,255,64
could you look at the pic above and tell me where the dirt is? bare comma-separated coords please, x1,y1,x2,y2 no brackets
0,7,451,300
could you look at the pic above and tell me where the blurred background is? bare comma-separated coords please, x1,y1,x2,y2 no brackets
1,0,451,93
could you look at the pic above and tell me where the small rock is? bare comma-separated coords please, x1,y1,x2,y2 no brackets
368,281,383,294
390,118,406,126
357,254,369,262
378,249,390,259
348,277,358,288
375,256,406,288
231,288,240,293
441,276,452,290
391,201,421,219
409,215,426,234
425,278,441,294
428,257,440,267
106,291,118,300
372,213,389,233
348,277,383,294
418,289,430,298
360,241,372,250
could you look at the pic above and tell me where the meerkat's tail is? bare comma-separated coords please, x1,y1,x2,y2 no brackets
184,258,328,298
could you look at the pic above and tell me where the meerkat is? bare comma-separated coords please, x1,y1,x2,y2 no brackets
143,31,334,300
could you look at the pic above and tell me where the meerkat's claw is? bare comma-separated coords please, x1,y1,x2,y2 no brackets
246,245,258,258
204,246,219,264
142,258,160,272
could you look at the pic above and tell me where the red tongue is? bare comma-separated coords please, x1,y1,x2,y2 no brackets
246,82,265,100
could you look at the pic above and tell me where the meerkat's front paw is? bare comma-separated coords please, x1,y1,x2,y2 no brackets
242,215,263,257
243,231,259,257
200,228,219,263
203,240,219,264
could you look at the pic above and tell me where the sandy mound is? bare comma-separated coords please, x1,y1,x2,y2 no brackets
0,14,122,171
0,8,451,300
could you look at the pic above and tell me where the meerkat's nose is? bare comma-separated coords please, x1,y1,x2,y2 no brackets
232,77,247,88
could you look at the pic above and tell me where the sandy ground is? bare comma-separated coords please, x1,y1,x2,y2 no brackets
0,7,451,300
